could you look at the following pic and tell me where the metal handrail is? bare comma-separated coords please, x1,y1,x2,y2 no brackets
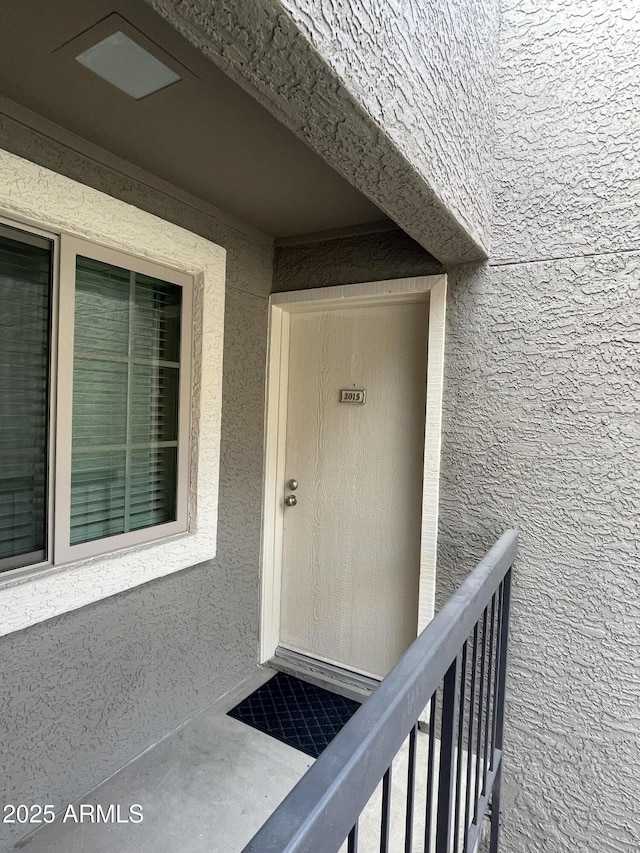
244,529,518,852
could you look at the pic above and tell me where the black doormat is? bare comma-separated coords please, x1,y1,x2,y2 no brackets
228,671,361,758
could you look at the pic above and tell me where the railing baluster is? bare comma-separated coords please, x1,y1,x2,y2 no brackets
490,567,513,853
405,724,418,852
494,571,511,753
381,766,392,853
424,692,438,852
453,641,468,852
436,656,459,853
463,623,479,853
473,608,488,824
490,581,504,771
348,822,359,853
482,594,497,795
489,763,502,853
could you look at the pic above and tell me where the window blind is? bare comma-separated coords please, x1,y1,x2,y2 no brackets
70,256,181,545
0,227,52,572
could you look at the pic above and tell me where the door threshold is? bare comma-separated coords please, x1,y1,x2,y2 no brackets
269,647,380,703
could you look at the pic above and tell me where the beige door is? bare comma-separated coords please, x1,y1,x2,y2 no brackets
279,301,429,679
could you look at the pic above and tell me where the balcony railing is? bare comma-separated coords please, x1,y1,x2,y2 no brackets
244,529,518,853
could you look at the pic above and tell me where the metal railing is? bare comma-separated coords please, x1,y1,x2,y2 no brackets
244,529,518,853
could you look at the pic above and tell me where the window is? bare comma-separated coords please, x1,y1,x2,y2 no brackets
0,148,223,636
0,223,193,574
0,225,52,571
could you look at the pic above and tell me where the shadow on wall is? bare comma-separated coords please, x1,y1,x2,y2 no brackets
273,228,443,292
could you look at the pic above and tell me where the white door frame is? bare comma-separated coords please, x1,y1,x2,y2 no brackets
259,274,447,665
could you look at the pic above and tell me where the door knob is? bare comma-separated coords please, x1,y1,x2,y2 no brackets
284,495,297,507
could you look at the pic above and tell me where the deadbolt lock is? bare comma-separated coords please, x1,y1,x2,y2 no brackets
288,479,299,491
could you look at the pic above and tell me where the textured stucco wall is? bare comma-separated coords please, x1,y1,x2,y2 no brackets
0,118,269,851
272,229,442,292
493,0,640,264
436,2,640,850
280,0,499,254
143,0,490,264
440,256,640,851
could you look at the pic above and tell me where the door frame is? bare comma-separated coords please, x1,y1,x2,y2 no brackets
259,274,447,665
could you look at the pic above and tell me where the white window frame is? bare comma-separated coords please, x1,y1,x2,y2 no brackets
55,235,194,564
0,148,226,638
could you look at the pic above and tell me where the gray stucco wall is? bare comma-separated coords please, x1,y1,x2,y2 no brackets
280,0,499,255
493,0,640,264
144,0,490,264
436,2,640,850
273,229,442,292
0,118,269,851
440,255,640,852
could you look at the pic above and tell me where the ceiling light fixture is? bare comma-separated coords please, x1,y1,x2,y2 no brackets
75,31,181,99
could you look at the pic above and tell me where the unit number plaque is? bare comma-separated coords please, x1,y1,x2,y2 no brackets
340,389,366,404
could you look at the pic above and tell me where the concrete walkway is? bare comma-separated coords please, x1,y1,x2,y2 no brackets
15,669,480,853
14,669,313,853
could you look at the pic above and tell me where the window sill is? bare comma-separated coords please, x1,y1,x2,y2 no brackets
0,527,216,637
